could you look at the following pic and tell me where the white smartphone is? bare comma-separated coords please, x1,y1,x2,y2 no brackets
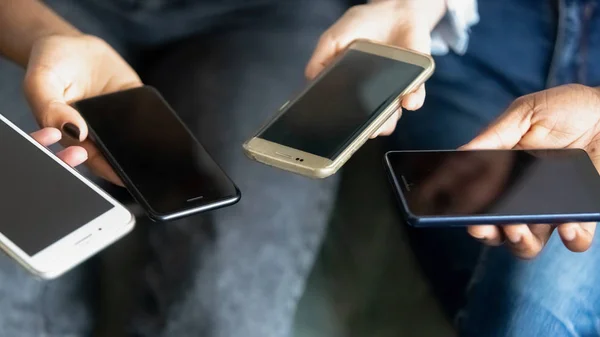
243,40,435,178
0,114,135,279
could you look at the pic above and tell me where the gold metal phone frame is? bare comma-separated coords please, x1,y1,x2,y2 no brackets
243,39,435,179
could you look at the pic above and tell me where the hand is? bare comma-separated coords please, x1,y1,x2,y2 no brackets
30,127,87,167
24,34,143,185
305,0,446,137
462,84,600,259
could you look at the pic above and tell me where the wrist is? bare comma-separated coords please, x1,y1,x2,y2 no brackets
0,0,81,67
420,0,448,31
371,0,447,31
20,25,82,68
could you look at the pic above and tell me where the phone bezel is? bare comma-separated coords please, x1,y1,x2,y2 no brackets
384,149,600,227
243,39,435,179
0,114,135,279
73,86,241,222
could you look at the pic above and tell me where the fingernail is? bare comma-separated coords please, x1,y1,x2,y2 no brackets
563,227,577,241
62,123,81,141
470,226,495,240
506,231,522,244
470,231,486,240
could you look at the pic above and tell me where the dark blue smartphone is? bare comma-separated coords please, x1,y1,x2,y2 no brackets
73,86,240,222
384,149,600,227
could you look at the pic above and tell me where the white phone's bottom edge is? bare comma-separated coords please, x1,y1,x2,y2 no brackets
15,219,135,280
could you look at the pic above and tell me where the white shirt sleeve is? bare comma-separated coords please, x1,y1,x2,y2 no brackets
431,0,480,55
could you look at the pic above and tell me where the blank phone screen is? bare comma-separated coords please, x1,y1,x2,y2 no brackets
387,149,600,217
259,49,425,159
0,120,113,256
74,87,238,216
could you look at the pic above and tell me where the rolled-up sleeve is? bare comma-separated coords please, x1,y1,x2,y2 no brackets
431,0,480,55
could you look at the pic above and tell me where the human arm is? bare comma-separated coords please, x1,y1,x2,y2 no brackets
0,0,81,67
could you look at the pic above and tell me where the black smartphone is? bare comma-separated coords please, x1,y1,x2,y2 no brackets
384,149,600,227
73,86,240,222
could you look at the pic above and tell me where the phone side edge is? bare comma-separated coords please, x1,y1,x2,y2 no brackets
243,137,336,179
383,152,420,227
328,59,434,172
152,188,241,222
76,118,158,214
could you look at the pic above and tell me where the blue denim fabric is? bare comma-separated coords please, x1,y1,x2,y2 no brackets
549,0,600,87
460,236,600,336
392,0,600,335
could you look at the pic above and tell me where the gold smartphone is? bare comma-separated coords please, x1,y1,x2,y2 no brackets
243,39,435,179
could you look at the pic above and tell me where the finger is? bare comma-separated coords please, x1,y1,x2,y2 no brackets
371,109,401,138
401,85,426,111
558,222,596,252
503,224,545,259
24,67,89,141
30,127,62,146
55,146,88,167
468,225,504,246
79,140,124,186
527,223,554,256
529,223,555,245
306,33,342,80
461,96,534,150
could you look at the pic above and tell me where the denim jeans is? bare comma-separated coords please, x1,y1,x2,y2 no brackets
395,0,600,335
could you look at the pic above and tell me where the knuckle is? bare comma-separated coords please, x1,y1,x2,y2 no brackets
81,35,119,60
520,245,541,260
22,69,42,96
346,5,365,16
510,95,529,107
509,95,537,116
519,253,537,260
564,83,587,92
530,245,543,257
82,34,109,49
571,239,593,252
318,32,336,47
39,104,58,128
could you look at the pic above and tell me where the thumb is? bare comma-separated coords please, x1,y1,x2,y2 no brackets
462,96,534,150
24,67,88,142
